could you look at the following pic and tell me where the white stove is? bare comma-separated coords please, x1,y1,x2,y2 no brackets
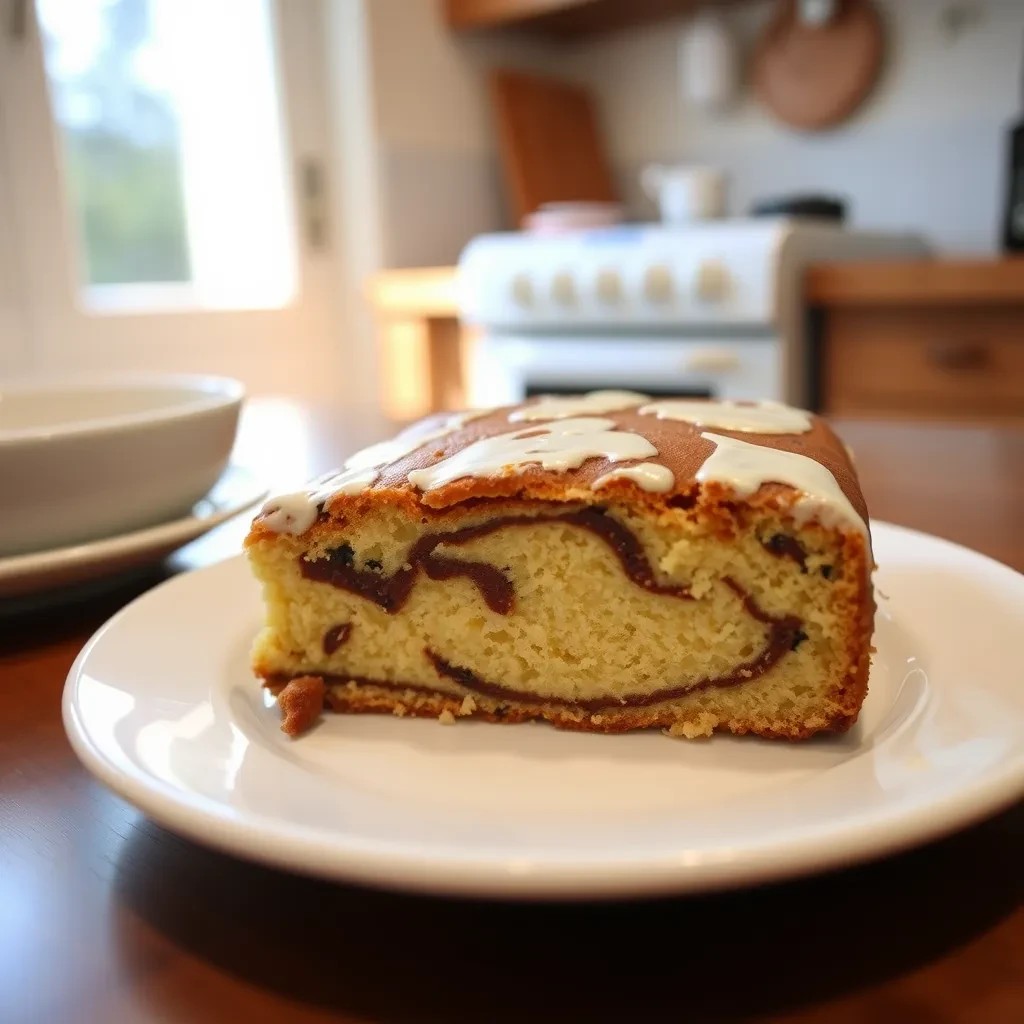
458,220,926,407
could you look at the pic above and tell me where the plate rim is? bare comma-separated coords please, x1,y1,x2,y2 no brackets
0,464,266,591
61,520,1024,899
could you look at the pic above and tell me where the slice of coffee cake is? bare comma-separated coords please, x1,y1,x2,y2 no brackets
246,394,873,739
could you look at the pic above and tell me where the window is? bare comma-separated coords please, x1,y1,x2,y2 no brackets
37,0,297,310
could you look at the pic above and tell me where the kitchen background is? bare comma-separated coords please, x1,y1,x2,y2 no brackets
375,0,1024,266
1,0,1022,432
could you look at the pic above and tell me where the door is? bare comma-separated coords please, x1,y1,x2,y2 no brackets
0,0,345,399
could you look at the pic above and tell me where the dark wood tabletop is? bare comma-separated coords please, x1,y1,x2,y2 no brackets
2,401,1022,1024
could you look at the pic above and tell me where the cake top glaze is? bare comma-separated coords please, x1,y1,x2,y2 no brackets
253,394,868,538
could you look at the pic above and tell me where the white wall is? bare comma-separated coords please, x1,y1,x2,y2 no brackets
362,0,557,267
0,26,30,373
0,126,28,374
561,0,1024,253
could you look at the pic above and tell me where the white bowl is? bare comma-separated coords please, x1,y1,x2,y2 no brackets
0,375,244,556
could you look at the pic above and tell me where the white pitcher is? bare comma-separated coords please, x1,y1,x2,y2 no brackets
641,165,726,224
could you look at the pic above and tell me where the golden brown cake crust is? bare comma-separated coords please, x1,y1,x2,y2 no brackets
246,405,868,539
277,676,326,736
264,658,868,741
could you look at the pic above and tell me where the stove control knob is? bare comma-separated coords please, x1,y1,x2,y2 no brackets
695,259,730,302
643,263,673,303
510,273,534,307
551,271,576,306
595,268,622,304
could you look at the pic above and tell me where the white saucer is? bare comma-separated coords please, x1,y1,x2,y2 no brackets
62,522,1024,899
0,465,266,601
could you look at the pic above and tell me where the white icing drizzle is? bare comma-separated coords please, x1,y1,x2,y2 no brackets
258,465,383,535
258,410,483,534
258,493,321,535
310,464,382,500
592,463,675,493
639,399,812,434
509,390,649,422
697,432,866,535
407,417,657,491
344,410,486,473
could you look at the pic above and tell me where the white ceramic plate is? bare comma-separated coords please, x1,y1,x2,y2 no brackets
63,522,1024,899
0,466,265,600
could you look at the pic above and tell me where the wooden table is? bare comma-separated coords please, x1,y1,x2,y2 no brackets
3,403,1022,1024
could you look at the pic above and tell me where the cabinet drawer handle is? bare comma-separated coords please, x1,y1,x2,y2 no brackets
927,341,988,370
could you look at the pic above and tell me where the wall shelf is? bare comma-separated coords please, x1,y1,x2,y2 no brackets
442,0,733,40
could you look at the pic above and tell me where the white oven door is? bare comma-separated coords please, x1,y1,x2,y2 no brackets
469,334,783,407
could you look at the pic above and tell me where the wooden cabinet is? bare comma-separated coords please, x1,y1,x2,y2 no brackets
822,307,1024,422
808,261,1024,425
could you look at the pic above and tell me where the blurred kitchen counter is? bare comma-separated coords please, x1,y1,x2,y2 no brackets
368,266,464,419
369,266,459,317
807,258,1024,305
806,258,1024,424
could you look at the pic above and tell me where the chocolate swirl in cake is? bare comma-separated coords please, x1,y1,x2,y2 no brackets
424,572,801,710
267,574,800,713
762,533,808,570
300,507,692,615
298,510,802,707
322,622,352,655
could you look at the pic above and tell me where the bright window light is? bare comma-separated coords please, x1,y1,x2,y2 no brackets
36,0,297,311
